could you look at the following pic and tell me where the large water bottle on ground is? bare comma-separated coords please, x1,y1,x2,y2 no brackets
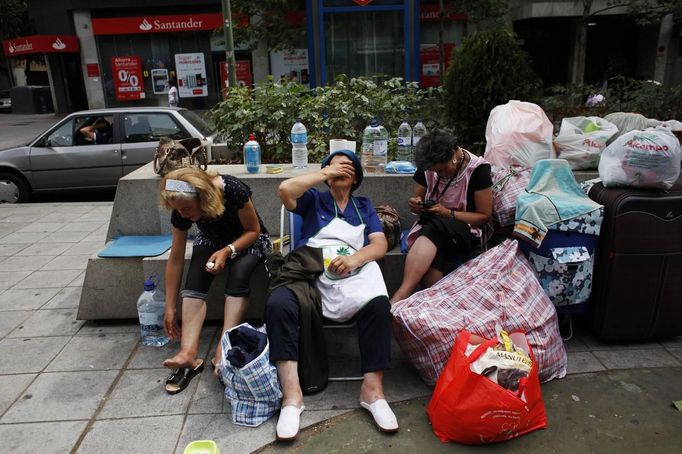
396,120,414,165
291,119,308,169
244,134,261,174
361,118,389,173
137,276,169,347
412,120,428,152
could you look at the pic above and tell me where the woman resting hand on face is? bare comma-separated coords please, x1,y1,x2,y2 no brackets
266,149,399,440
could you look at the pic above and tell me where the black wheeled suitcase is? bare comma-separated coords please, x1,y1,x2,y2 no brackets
588,176,682,341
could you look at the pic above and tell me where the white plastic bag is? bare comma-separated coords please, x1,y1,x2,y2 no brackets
484,100,554,168
554,116,619,170
598,127,681,190
603,112,649,143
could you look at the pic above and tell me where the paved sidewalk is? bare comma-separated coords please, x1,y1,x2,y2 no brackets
1,202,681,453
0,113,65,150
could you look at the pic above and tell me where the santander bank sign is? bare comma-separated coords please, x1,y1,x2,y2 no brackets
92,13,225,35
138,17,205,32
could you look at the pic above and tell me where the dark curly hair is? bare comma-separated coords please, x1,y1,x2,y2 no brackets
415,131,459,169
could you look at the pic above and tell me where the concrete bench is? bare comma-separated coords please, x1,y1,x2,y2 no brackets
78,162,598,321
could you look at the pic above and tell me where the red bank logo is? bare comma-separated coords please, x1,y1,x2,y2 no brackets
52,37,66,50
139,18,152,31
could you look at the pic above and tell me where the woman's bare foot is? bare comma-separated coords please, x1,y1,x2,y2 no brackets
163,352,197,369
211,341,224,374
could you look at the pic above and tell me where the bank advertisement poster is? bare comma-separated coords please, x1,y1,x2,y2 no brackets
219,61,253,90
175,53,207,97
269,49,309,87
419,43,455,88
112,56,145,101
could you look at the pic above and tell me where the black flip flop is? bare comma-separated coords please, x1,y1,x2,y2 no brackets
165,360,204,395
211,358,225,387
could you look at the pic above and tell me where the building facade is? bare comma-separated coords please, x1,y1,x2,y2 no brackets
3,0,679,113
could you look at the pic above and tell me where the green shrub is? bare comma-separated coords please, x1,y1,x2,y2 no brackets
540,77,682,128
209,76,448,164
444,28,541,153
541,83,608,129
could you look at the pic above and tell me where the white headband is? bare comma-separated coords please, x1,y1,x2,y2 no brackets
165,179,196,193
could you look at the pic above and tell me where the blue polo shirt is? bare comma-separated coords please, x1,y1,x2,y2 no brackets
292,188,384,249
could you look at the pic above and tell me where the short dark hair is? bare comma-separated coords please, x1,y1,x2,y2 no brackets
415,131,459,169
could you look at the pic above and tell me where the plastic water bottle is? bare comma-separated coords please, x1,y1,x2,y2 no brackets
361,118,389,173
244,133,261,174
412,120,428,151
137,277,169,347
291,119,308,169
396,120,414,164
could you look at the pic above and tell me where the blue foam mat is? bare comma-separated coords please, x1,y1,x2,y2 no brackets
98,235,173,258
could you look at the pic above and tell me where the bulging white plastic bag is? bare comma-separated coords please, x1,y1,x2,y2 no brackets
554,116,619,170
484,100,554,169
598,127,681,190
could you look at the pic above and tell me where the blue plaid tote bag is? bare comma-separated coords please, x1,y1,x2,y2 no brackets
219,323,282,427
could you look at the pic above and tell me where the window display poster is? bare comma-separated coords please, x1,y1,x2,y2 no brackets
419,43,455,88
174,53,208,97
219,61,253,89
269,49,309,87
152,68,169,94
112,56,145,101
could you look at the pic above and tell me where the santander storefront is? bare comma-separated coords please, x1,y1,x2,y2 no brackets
90,12,249,109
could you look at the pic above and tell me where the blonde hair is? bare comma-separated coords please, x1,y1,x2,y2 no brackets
159,168,225,219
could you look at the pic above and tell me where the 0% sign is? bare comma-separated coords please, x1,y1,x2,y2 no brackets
117,69,139,87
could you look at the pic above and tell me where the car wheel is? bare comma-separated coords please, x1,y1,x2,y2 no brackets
0,172,31,203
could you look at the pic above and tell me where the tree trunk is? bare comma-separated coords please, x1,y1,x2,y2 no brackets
572,0,592,84
653,13,674,84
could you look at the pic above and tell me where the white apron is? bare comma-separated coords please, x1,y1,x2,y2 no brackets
306,199,388,322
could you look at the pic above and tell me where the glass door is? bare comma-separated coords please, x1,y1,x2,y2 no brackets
323,11,405,81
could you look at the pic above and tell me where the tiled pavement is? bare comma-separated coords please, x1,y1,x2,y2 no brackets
0,202,681,453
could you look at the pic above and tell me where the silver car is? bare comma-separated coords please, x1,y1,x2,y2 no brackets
0,90,10,112
0,107,222,203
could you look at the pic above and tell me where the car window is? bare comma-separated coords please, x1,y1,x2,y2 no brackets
178,110,217,137
74,115,114,145
124,113,188,143
46,120,74,147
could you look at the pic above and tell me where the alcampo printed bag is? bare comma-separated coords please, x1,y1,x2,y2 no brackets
426,330,547,444
598,127,681,190
554,116,618,170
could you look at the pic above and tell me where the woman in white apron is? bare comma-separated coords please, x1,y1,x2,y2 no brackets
266,149,398,440
390,131,493,303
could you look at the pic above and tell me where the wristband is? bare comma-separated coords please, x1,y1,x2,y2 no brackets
450,209,456,219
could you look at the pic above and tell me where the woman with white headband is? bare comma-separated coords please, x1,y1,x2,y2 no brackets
159,167,271,394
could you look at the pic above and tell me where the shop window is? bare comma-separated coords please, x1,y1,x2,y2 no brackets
123,113,188,143
324,11,404,80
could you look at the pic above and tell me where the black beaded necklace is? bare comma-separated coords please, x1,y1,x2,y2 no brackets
433,148,466,202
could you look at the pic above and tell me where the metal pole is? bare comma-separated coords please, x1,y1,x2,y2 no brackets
438,0,445,85
221,0,237,88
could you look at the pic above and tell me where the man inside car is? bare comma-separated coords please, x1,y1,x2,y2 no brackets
80,117,113,144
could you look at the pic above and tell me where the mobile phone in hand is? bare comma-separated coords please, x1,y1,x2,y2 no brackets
421,199,436,208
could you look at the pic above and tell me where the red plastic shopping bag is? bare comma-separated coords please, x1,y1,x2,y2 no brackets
426,330,547,444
